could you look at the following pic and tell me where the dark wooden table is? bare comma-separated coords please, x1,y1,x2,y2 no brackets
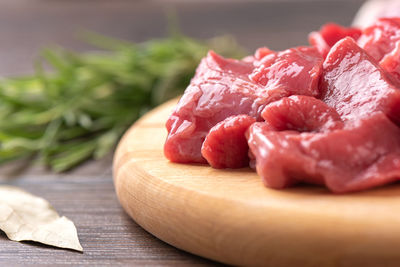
0,0,364,265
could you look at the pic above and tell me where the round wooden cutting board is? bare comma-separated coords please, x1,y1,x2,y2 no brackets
113,98,400,267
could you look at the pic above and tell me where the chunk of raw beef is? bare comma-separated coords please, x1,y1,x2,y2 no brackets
380,40,400,83
320,37,400,123
249,47,322,97
201,115,255,168
261,95,343,132
357,18,400,62
309,23,361,58
247,112,400,193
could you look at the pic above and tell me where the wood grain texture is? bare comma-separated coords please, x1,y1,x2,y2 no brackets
114,98,400,267
0,170,218,266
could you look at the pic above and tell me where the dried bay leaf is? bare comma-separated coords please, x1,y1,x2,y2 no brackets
0,185,83,251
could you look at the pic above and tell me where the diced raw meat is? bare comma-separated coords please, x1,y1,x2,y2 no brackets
254,47,275,61
242,47,274,65
357,18,400,61
201,115,255,169
247,122,322,189
165,48,323,163
247,113,400,193
249,47,323,97
380,41,400,83
309,23,361,58
261,95,343,132
163,17,400,194
320,37,400,123
164,51,259,163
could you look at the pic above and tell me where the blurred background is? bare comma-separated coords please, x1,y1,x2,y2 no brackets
1,0,365,76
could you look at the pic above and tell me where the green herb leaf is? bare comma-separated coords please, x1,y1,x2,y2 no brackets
0,33,245,172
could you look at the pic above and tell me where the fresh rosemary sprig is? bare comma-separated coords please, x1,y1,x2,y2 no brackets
0,34,245,172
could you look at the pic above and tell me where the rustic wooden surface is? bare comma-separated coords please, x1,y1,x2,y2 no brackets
0,0,365,266
114,99,400,267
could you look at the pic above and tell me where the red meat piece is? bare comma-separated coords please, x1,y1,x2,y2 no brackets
247,113,400,193
164,51,257,163
164,48,323,164
249,47,322,97
309,23,361,58
320,37,400,123
380,40,400,83
201,115,255,169
254,47,274,61
242,47,275,64
357,18,400,61
261,95,343,132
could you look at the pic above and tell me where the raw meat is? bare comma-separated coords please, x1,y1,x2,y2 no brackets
247,113,400,193
380,40,400,83
164,17,400,193
357,18,400,62
309,23,361,58
164,48,323,164
201,115,255,169
164,51,258,164
261,95,343,132
320,37,400,123
249,47,322,97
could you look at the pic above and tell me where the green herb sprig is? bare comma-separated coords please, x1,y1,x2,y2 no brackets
0,34,244,172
